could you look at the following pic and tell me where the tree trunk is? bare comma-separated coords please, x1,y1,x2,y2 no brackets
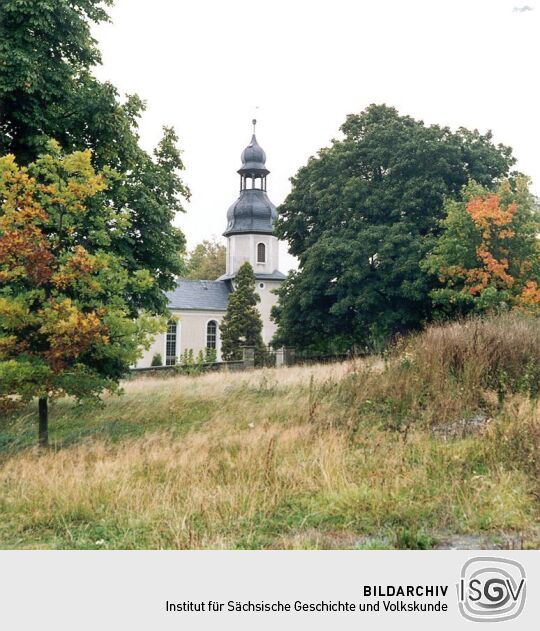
38,397,49,448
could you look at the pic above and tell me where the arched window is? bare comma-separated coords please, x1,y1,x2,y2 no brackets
206,320,217,350
257,242,266,263
165,320,178,366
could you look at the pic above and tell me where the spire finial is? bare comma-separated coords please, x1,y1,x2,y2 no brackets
252,118,257,135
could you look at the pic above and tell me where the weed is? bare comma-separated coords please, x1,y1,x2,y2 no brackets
1,315,538,549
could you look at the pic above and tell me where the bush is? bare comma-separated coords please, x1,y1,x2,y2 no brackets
175,349,200,376
401,313,540,403
175,348,215,375
338,313,540,433
151,353,163,367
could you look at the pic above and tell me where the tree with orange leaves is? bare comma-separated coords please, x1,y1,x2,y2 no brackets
0,143,163,446
424,178,540,317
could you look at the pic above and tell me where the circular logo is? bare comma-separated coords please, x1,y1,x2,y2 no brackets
457,557,526,622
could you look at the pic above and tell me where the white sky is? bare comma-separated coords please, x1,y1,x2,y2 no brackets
94,0,540,272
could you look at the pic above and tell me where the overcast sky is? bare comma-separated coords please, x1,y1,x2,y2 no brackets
94,0,539,272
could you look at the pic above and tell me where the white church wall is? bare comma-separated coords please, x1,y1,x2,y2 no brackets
254,234,279,275
177,310,225,361
135,310,226,368
134,285,281,368
227,234,280,276
227,234,250,274
256,280,281,346
136,331,165,368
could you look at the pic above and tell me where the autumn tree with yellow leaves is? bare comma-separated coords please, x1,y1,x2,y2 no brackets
0,144,162,446
424,178,540,317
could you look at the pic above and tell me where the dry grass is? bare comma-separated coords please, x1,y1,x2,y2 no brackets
122,358,374,396
400,313,540,401
0,408,536,549
0,317,539,550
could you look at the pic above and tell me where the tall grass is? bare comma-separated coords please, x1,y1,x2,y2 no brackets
403,313,540,401
1,416,536,549
335,313,540,432
0,315,538,549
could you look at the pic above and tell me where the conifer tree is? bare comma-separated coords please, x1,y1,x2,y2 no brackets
220,263,265,361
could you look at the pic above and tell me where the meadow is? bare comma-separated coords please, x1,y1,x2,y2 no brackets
0,315,539,550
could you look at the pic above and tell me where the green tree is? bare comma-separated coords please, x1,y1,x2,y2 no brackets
423,178,540,316
0,0,189,315
0,145,162,446
185,238,226,280
220,263,265,361
273,104,515,351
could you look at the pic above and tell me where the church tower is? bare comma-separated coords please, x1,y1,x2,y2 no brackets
221,121,285,343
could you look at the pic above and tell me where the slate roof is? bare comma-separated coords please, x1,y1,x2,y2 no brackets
166,280,231,311
238,134,269,176
224,129,276,237
224,189,278,237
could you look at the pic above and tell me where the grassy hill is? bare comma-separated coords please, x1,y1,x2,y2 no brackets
0,315,539,550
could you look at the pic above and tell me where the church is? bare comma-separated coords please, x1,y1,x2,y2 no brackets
137,123,286,367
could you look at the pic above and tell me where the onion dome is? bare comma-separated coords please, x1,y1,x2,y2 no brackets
238,128,269,176
224,120,277,237
224,189,277,236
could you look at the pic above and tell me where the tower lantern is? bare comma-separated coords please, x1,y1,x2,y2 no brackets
220,121,285,343
224,122,277,242
237,119,270,193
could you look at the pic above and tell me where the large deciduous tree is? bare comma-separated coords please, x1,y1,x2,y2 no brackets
185,238,226,280
0,145,162,446
220,263,265,361
272,104,516,351
424,178,540,316
0,0,189,315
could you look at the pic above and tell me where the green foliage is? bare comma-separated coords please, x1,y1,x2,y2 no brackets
273,104,515,351
185,238,226,280
179,348,194,366
176,349,200,375
0,343,538,548
173,347,216,376
423,178,540,317
220,263,265,361
0,0,112,162
179,347,217,366
151,353,163,367
0,0,189,315
0,147,163,416
488,408,540,493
